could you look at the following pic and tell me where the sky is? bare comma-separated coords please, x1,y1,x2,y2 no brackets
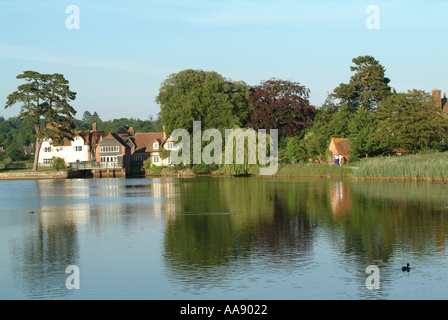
1,0,447,121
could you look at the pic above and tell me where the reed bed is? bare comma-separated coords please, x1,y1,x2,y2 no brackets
351,152,448,181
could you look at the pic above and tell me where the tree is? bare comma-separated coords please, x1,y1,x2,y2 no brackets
332,55,392,111
348,107,382,158
376,89,448,152
156,69,250,135
51,156,66,171
247,79,316,137
5,71,77,171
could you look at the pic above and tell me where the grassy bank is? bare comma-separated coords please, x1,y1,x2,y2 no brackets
0,167,60,174
351,152,448,181
273,164,352,176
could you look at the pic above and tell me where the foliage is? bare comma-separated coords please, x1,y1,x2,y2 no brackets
191,163,218,174
51,156,66,171
285,135,309,163
7,148,25,161
156,69,250,135
142,157,151,170
247,78,316,137
332,55,392,111
150,165,166,174
5,71,77,171
74,114,163,133
376,90,448,152
82,111,102,125
301,99,353,157
348,107,382,157
0,157,12,169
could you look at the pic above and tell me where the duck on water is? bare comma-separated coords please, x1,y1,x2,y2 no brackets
402,263,410,271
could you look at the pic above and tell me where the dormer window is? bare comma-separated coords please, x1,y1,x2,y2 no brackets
153,142,159,150
165,142,173,150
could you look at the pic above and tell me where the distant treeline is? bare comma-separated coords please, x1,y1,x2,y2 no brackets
0,112,162,161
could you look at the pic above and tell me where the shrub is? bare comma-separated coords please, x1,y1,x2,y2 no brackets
150,165,166,174
191,163,218,174
51,157,66,171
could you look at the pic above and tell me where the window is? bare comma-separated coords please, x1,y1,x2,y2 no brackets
74,136,82,141
136,156,142,162
153,142,159,150
167,157,171,165
153,156,160,164
100,156,118,162
44,147,52,152
100,146,119,153
43,158,52,164
165,142,173,150
74,146,82,152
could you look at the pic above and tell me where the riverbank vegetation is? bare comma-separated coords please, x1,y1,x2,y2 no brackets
352,152,448,181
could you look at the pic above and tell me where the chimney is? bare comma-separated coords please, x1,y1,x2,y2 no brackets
163,126,166,141
442,92,447,112
432,89,442,109
92,123,97,131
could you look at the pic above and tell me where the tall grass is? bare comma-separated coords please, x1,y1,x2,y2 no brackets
351,152,448,180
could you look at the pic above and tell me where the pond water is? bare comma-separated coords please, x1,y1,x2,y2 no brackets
0,177,447,300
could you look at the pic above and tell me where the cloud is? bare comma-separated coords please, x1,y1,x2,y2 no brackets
0,43,172,75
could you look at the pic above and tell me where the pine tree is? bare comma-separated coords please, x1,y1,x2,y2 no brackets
333,55,392,111
5,71,77,171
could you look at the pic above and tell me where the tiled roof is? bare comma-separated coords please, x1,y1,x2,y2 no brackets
330,137,351,155
132,132,165,153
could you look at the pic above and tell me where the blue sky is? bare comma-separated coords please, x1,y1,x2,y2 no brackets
1,0,447,121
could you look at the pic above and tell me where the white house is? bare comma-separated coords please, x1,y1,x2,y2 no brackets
38,133,90,165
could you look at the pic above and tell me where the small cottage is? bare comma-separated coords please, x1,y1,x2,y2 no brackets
329,137,351,164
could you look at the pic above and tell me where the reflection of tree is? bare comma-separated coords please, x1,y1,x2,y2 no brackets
11,212,79,298
163,178,317,289
316,180,448,263
163,177,448,296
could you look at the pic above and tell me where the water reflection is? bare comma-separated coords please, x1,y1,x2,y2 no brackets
0,177,447,299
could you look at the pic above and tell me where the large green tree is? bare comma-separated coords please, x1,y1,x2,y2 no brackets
156,69,250,135
333,55,393,111
5,71,77,171
376,89,448,152
348,107,382,158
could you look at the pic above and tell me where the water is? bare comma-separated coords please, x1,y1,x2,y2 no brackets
0,177,447,300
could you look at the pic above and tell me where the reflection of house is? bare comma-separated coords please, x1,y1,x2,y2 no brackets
329,137,351,164
330,181,352,217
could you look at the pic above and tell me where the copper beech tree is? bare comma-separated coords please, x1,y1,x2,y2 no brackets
247,79,316,136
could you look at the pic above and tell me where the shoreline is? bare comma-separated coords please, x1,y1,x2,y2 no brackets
1,170,447,182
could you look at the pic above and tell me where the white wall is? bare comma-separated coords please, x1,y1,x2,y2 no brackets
38,136,89,164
